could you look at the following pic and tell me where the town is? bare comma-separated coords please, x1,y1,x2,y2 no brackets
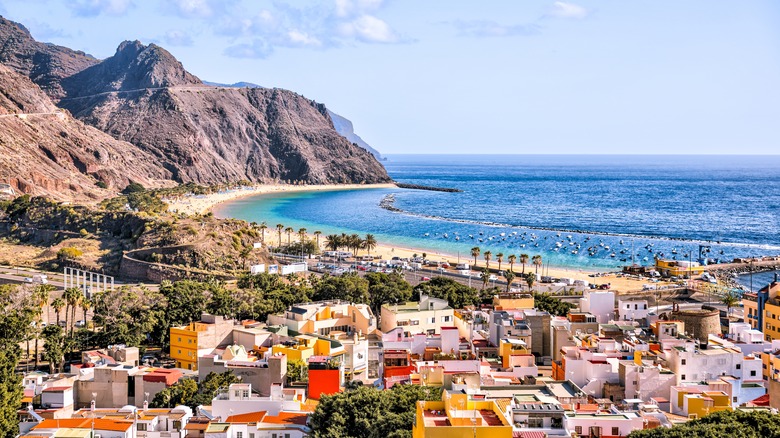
5,245,780,438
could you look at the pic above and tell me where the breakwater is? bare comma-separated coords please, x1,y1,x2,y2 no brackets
395,183,462,193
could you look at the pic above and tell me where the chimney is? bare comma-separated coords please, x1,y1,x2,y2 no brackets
143,400,148,411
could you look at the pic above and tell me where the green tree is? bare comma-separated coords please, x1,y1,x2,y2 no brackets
42,325,68,373
309,384,442,438
285,226,294,245
503,270,516,292
480,268,490,290
525,272,536,290
628,409,780,437
314,230,322,248
287,359,308,384
483,250,492,270
532,254,543,273
366,272,412,316
532,292,575,317
722,291,739,316
33,284,54,370
313,273,369,304
363,234,377,255
259,222,267,244
413,277,479,309
471,247,480,267
519,253,529,274
52,297,65,326
0,284,35,436
57,246,83,261
150,371,240,409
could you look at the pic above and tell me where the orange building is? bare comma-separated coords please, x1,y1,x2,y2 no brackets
307,355,342,399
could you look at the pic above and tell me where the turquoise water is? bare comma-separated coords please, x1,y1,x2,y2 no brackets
214,155,780,270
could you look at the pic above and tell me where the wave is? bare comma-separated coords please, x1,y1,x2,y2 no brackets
378,193,780,251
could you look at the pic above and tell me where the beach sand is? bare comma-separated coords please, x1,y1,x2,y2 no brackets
169,183,658,292
165,183,398,216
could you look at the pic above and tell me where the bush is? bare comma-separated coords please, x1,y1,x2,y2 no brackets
57,247,83,261
96,181,108,189
122,182,146,194
79,228,89,237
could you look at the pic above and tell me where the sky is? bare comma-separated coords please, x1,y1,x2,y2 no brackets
2,0,779,155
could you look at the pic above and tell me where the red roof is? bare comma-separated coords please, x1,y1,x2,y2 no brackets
749,394,770,407
143,368,183,386
262,412,308,426
226,411,267,423
34,418,132,432
514,432,547,438
42,386,71,392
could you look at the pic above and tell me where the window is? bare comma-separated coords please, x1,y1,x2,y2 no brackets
178,349,182,354
236,432,243,438
243,390,250,397
575,426,582,434
612,427,620,436
137,423,147,431
178,337,182,342
751,370,757,377
429,317,435,324
442,316,451,323
736,364,741,370
682,374,686,380
681,359,686,365
528,418,543,428
249,434,254,438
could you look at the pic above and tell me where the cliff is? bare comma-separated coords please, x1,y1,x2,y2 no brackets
0,64,172,200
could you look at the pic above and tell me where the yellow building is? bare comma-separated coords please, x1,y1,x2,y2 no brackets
765,301,780,342
655,259,705,278
499,338,532,369
412,391,512,438
271,334,345,362
761,350,780,381
683,391,732,419
492,293,534,311
169,314,234,371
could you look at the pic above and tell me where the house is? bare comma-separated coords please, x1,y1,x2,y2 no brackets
170,314,236,371
198,346,286,397
268,300,376,337
380,294,454,336
412,390,512,438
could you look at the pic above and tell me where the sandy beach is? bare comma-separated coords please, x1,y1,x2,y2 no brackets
165,183,398,216
168,183,659,292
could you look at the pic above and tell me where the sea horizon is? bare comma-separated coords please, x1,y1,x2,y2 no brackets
214,154,780,271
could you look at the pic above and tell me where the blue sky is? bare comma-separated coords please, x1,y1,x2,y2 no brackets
2,0,779,154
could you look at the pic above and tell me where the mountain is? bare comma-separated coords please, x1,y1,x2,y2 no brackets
205,80,383,159
328,110,383,159
56,41,390,184
203,81,263,88
0,16,98,99
0,64,172,200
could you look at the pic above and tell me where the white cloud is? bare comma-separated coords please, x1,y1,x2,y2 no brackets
335,0,383,18
224,39,273,59
68,0,133,17
340,14,398,43
25,20,72,40
453,20,541,38
172,0,210,17
162,29,194,46
287,30,322,47
549,1,589,19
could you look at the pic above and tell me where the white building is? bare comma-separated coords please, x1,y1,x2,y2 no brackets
618,299,650,322
380,294,453,336
579,291,615,324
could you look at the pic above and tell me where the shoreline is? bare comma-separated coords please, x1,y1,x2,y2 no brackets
167,182,662,289
165,183,398,216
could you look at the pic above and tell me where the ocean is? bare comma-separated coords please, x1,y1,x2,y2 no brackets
214,154,780,271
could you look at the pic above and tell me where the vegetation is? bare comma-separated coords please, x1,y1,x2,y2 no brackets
366,272,413,315
56,246,83,261
412,277,493,309
532,291,575,316
287,359,308,383
309,384,442,438
0,284,35,438
628,409,780,438
150,371,240,409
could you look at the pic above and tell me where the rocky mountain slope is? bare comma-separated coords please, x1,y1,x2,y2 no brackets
0,17,391,196
56,40,390,184
0,16,98,99
0,64,172,200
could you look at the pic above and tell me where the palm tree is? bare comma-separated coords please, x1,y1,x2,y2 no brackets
520,254,529,274
483,251,492,271
363,234,377,255
314,231,322,248
259,223,268,244
508,254,517,273
285,227,294,245
64,287,83,338
325,234,340,251
32,285,52,370
81,297,92,349
722,291,739,316
532,255,543,274
496,253,504,272
298,228,307,243
471,247,480,267
52,297,64,327
480,269,490,290
349,234,362,256
504,271,516,293
525,272,535,291
276,224,284,247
